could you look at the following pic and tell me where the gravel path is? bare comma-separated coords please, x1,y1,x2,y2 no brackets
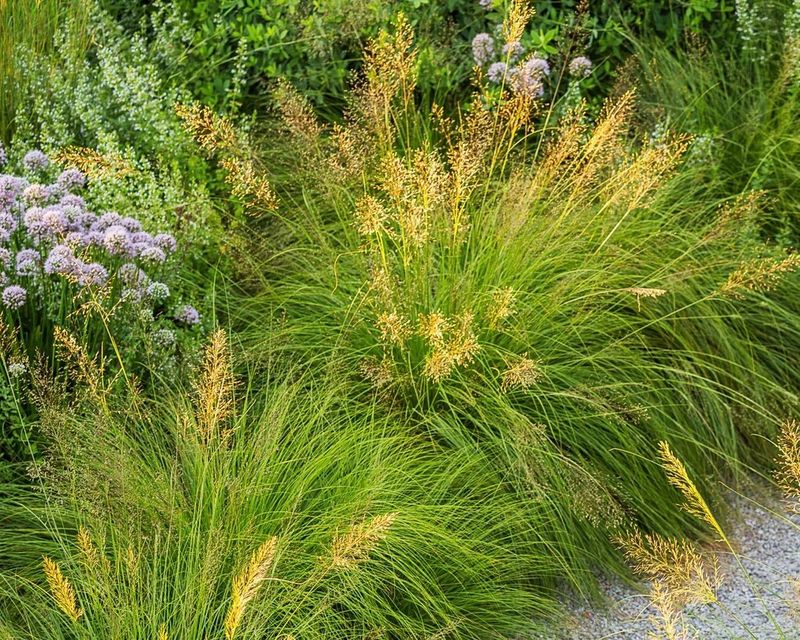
543,497,800,639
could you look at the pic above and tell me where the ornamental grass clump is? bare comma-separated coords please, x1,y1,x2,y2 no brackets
210,15,800,599
0,331,557,639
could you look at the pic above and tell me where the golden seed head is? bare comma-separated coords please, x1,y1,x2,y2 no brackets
193,329,237,445
43,556,82,623
327,512,397,570
624,287,667,311
53,146,134,180
720,254,800,298
375,311,412,346
354,195,389,236
417,312,451,346
76,526,98,567
500,355,541,392
219,157,278,212
502,0,534,48
775,418,800,510
175,103,238,154
225,537,279,640
616,529,719,611
487,287,516,329
658,441,724,540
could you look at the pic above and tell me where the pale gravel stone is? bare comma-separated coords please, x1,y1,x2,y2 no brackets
536,496,800,639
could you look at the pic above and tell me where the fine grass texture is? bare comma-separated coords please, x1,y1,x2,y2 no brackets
0,330,559,639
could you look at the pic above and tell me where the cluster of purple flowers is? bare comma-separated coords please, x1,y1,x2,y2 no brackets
0,150,200,328
471,31,593,98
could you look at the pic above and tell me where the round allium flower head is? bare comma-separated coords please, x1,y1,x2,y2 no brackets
60,194,86,210
487,61,508,83
140,245,166,263
76,212,97,230
23,150,49,172
568,55,593,78
0,272,7,287
103,224,131,255
16,248,40,276
175,304,201,326
510,65,545,98
472,33,495,66
0,175,28,210
7,360,27,378
151,328,177,349
0,247,11,268
0,143,6,168
120,216,142,233
502,41,525,62
524,56,550,78
44,244,76,276
41,207,68,236
131,231,153,245
146,281,170,301
153,233,177,254
65,231,89,249
2,285,26,309
0,211,16,234
22,184,48,205
94,211,122,231
56,168,86,192
80,262,109,287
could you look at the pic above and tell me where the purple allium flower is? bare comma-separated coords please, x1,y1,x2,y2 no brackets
502,41,525,62
510,65,545,98
568,55,593,78
120,216,142,232
94,211,122,231
0,273,7,288
487,61,508,83
153,233,177,254
57,168,86,192
84,230,104,247
103,224,131,255
80,262,108,287
16,249,40,276
44,244,76,276
524,56,551,78
0,247,11,268
23,150,49,172
76,212,97,230
146,281,170,301
23,207,44,235
41,207,68,236
0,143,6,168
2,285,26,309
44,183,64,202
151,328,176,349
22,184,48,205
130,231,153,245
65,231,89,249
60,194,86,210
140,245,166,263
0,175,28,210
472,33,495,66
174,304,200,326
